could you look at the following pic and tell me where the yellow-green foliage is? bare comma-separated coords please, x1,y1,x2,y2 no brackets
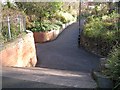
84,11,119,42
83,11,119,56
107,46,120,80
55,11,75,23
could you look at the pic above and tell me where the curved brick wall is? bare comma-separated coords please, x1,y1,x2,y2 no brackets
33,21,76,43
0,30,37,67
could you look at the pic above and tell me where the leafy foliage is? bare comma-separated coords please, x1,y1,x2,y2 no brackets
1,8,26,43
55,11,75,23
16,2,77,31
16,2,65,31
1,24,25,43
106,46,120,80
83,11,119,56
82,3,120,89
3,0,17,9
16,2,63,19
105,46,120,90
31,21,61,32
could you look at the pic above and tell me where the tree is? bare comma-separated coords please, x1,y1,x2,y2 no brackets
16,2,63,29
16,2,63,19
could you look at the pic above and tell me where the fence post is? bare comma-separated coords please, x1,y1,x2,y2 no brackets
7,16,11,39
23,16,26,32
20,16,22,32
17,15,21,32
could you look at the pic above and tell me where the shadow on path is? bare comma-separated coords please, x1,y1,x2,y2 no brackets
36,21,101,73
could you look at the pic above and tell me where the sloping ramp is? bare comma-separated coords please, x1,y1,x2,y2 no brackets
2,67,97,88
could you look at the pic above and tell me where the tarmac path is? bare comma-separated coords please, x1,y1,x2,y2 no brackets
36,20,101,73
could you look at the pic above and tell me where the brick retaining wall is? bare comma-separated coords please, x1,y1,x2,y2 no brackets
0,30,37,67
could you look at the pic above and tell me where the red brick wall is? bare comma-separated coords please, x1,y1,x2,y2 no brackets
0,30,37,67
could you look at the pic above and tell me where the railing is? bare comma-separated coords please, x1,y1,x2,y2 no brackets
0,15,26,43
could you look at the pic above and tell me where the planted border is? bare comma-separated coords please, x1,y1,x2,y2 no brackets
33,21,76,43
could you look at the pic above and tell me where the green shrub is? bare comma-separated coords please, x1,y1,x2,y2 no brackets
104,46,120,90
83,11,119,56
106,46,120,80
31,21,61,32
16,2,63,22
55,11,75,23
84,18,105,38
1,8,27,43
84,12,119,43
54,20,63,27
1,24,24,43
0,33,5,44
1,26,9,42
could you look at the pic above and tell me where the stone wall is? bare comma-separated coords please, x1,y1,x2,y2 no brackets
0,30,37,67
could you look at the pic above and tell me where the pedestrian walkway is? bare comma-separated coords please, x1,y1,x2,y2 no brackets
36,20,101,73
2,67,97,88
2,76,68,88
2,20,101,88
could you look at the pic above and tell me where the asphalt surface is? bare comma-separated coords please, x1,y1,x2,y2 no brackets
2,76,68,88
2,67,97,88
36,21,101,73
2,20,101,88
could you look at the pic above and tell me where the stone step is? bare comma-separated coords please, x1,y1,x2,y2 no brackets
2,67,97,88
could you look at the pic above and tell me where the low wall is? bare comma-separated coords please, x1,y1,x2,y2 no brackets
33,29,63,43
0,30,37,67
33,21,76,43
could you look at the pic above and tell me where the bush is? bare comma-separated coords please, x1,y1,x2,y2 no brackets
55,11,75,23
1,24,26,43
31,21,61,32
54,20,63,27
1,8,26,43
16,2,63,20
105,46,120,90
83,11,119,56
106,46,120,80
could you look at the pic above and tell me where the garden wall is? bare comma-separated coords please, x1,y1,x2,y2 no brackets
0,30,37,67
34,21,75,43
